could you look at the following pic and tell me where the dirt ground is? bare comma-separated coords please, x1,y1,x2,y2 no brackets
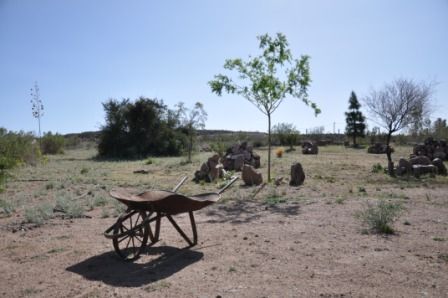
0,146,447,297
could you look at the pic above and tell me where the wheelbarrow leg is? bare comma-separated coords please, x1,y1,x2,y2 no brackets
148,212,162,243
166,212,198,247
189,211,198,245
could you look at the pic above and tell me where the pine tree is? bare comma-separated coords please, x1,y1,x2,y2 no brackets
345,91,366,146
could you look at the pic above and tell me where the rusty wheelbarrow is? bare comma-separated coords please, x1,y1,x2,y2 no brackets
104,176,238,261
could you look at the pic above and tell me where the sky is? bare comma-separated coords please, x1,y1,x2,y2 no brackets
0,0,447,135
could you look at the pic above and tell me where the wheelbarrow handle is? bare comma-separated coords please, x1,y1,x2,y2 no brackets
218,176,239,195
172,176,188,193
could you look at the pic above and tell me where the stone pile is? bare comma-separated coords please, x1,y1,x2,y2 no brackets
221,142,261,171
413,137,447,161
396,155,446,177
302,141,318,155
194,154,224,182
367,143,394,154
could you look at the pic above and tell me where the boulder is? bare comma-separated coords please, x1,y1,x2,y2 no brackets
290,162,305,186
242,164,263,186
367,143,393,154
396,158,412,176
410,156,431,166
194,154,224,183
222,142,261,171
432,158,447,175
302,141,318,155
233,154,245,171
412,164,436,178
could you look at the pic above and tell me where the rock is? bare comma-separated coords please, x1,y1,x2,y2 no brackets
290,163,305,186
412,164,436,178
432,158,447,175
410,156,431,166
396,158,412,176
194,154,224,183
433,150,446,161
302,141,318,155
242,164,263,186
222,143,261,171
367,143,393,154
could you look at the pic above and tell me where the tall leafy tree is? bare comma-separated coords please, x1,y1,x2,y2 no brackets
209,33,320,181
176,102,207,163
345,91,366,146
98,97,186,158
30,82,44,147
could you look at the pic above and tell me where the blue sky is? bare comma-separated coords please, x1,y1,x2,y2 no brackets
0,0,447,135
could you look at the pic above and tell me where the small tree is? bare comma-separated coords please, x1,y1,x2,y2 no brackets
30,82,44,147
273,123,299,151
364,79,433,176
209,33,320,181
176,102,207,163
345,91,366,146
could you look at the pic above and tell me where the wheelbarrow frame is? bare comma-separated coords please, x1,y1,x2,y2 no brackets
104,176,238,261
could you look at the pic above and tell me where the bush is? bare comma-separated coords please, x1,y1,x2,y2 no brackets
275,147,284,158
0,129,41,168
24,203,54,225
55,196,84,218
371,163,383,173
41,132,65,154
355,200,403,234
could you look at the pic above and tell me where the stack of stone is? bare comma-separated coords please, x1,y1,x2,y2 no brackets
367,143,394,154
396,155,446,177
194,154,224,182
413,137,447,161
302,141,318,155
221,142,261,171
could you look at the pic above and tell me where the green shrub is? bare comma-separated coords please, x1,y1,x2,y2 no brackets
371,163,383,173
24,203,54,225
55,196,84,218
0,199,15,216
80,167,89,174
355,200,403,234
41,132,65,154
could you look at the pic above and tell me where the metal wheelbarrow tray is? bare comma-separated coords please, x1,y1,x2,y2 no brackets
104,176,238,261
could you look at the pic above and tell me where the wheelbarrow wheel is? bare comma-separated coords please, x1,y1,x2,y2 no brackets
113,210,149,261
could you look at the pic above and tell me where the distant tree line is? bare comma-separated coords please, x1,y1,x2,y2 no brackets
98,97,206,159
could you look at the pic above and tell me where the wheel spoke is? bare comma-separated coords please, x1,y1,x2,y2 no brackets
118,234,130,243
125,236,132,250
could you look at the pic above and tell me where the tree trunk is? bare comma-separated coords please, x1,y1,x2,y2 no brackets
267,113,271,182
385,132,394,177
188,132,193,163
38,116,42,150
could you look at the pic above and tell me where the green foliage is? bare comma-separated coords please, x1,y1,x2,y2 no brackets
176,102,208,162
55,196,84,218
371,163,383,173
209,32,320,181
0,128,42,168
355,200,403,234
80,167,89,174
24,203,53,225
98,97,187,158
0,199,15,216
273,123,299,149
41,132,64,154
210,140,226,157
345,91,366,146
